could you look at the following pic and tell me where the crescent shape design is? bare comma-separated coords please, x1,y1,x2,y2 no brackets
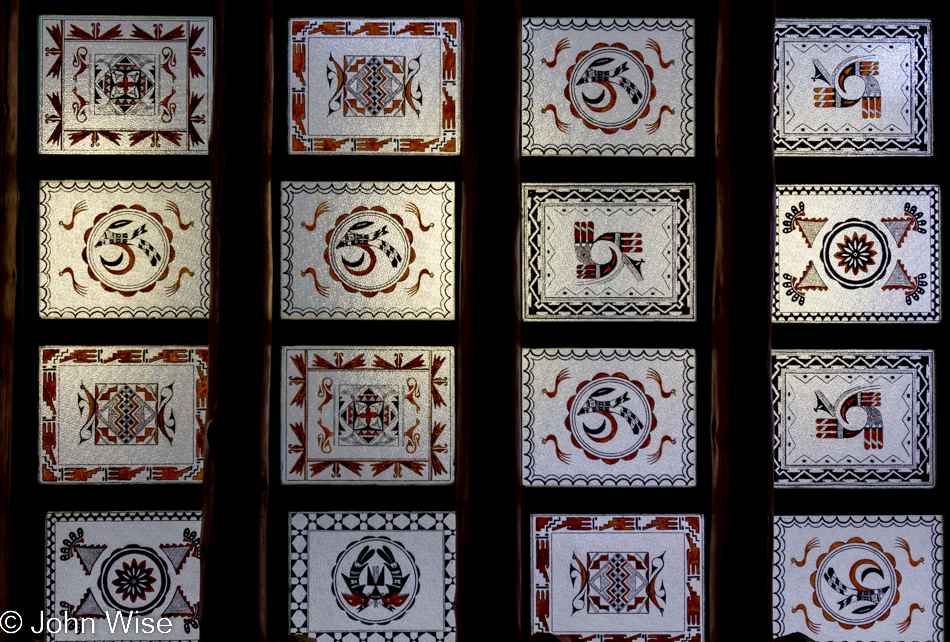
583,80,618,113
100,243,135,275
849,558,884,591
344,246,377,276
584,411,619,443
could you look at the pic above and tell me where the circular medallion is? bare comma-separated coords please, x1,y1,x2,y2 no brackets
326,207,413,295
97,545,170,615
84,207,172,294
814,539,899,627
820,219,891,289
565,373,656,463
331,536,420,625
567,45,654,132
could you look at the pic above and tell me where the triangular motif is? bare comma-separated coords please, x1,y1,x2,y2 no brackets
73,587,106,618
75,545,107,575
795,261,828,291
881,217,915,248
795,218,828,248
882,259,914,291
160,543,191,573
162,586,196,618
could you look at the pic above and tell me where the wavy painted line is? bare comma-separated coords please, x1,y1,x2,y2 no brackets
897,537,925,566
59,200,87,230
542,368,570,398
164,267,194,295
166,200,194,230
646,435,676,464
58,267,87,296
647,368,676,397
406,269,433,296
792,604,820,634
301,268,330,297
406,202,432,231
542,38,569,67
301,201,330,231
541,104,570,134
541,434,571,464
792,538,819,567
897,603,924,633
646,105,675,134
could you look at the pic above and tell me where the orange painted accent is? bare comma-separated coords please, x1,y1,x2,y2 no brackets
441,22,457,39
313,137,348,151
395,22,434,35
308,21,345,36
43,464,58,482
356,137,392,152
352,22,389,36
64,467,101,481
442,88,456,129
439,137,456,153
61,349,97,363
153,466,190,481
43,349,61,363
108,467,146,481
42,422,57,465
149,349,189,363
102,350,143,364
442,38,456,80
293,44,306,86
399,138,439,152
292,21,309,35
292,133,307,151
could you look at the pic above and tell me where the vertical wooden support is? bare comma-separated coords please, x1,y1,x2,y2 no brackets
711,1,776,641
200,2,273,640
455,0,522,639
0,0,18,639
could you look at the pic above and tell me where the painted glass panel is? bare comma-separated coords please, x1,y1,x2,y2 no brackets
288,19,460,155
522,19,695,156
45,511,201,640
772,350,934,488
774,20,931,156
773,516,942,641
282,347,454,484
531,514,704,640
39,180,211,319
523,184,695,320
774,185,939,323
39,346,207,483
281,182,455,319
39,17,213,154
522,349,696,486
289,512,456,639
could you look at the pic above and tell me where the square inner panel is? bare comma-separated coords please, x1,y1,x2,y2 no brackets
522,348,696,487
772,350,934,488
773,515,942,641
774,20,931,156
46,511,201,641
288,18,460,155
39,346,207,483
774,185,939,323
39,180,211,319
289,511,456,640
522,18,695,156
282,347,455,484
39,16,213,154
523,184,695,320
281,182,455,319
531,514,704,641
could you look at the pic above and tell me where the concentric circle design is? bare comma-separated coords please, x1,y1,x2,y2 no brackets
820,219,891,289
567,46,653,131
85,208,171,293
566,374,655,462
97,545,170,615
326,209,412,294
814,540,898,627
331,536,420,625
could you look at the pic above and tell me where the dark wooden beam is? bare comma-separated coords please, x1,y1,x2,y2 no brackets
0,0,18,639
455,0,522,639
200,2,273,640
711,1,776,641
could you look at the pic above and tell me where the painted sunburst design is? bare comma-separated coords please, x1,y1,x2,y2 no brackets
834,232,878,275
111,558,157,602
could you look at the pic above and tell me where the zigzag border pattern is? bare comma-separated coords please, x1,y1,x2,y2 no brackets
773,21,931,155
771,351,934,486
523,184,694,320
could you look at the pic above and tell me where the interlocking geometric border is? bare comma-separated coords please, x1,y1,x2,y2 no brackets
531,514,703,641
288,19,460,155
46,511,202,642
522,19,695,156
772,350,934,487
39,346,207,483
523,184,695,320
522,349,696,486
774,20,931,155
773,185,940,323
772,515,943,640
289,512,456,640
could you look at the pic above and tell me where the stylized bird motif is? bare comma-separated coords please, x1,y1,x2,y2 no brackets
335,220,402,276
341,545,409,611
574,221,643,282
813,57,881,118
814,386,883,449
